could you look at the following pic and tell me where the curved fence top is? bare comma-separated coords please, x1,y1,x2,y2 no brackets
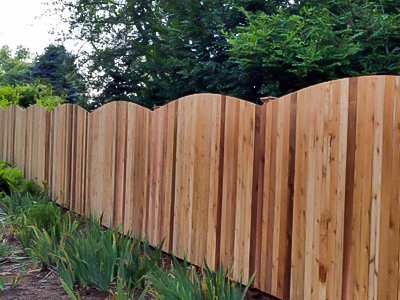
1,75,400,300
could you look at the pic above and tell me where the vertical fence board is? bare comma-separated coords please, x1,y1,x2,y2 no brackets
2,106,15,162
147,102,176,250
389,77,400,300
172,94,222,269
219,97,256,282
13,107,26,173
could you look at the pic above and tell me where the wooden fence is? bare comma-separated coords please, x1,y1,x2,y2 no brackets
1,75,400,300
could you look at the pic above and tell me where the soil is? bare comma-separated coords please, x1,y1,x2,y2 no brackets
0,227,276,300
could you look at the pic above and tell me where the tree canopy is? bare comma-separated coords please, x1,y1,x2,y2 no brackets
0,45,32,87
0,44,89,110
32,45,89,107
34,0,400,108
228,0,400,96
53,0,292,107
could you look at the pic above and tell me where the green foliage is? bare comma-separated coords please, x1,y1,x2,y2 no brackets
14,201,63,247
0,45,32,87
110,278,149,300
0,242,7,258
116,235,163,290
3,196,80,268
0,44,88,110
27,227,59,269
0,161,24,196
0,242,6,291
51,0,400,106
0,161,42,198
145,255,253,300
0,161,254,299
57,218,117,291
57,219,163,292
61,280,82,300
0,86,19,107
32,45,89,108
228,0,400,96
52,0,286,108
0,82,63,110
0,192,49,219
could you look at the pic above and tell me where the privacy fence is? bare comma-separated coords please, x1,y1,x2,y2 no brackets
1,75,400,300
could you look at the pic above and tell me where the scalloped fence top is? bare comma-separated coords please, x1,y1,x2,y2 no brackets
1,75,400,300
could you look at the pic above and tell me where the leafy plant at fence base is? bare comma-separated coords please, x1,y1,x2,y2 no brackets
0,161,44,198
145,255,254,300
57,218,117,291
0,161,255,299
61,280,82,300
0,242,7,291
0,162,23,196
57,218,163,292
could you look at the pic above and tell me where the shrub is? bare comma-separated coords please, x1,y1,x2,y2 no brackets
0,83,64,110
0,161,44,198
0,162,23,196
0,86,19,107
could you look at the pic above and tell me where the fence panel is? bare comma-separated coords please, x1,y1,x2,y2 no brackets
2,76,400,300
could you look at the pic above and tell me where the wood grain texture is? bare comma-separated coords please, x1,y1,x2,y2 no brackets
2,76,400,300
172,94,222,269
290,80,350,300
220,96,256,282
2,106,15,162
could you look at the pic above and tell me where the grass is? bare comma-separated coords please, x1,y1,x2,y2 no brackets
0,160,254,299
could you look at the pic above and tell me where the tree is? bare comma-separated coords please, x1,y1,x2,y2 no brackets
0,45,32,86
52,0,289,108
32,45,89,108
228,0,400,97
53,0,400,107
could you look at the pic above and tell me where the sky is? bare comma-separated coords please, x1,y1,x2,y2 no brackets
0,0,72,56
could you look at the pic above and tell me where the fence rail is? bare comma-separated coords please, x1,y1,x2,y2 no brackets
1,75,400,300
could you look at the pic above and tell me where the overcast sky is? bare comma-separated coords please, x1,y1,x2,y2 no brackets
0,0,73,56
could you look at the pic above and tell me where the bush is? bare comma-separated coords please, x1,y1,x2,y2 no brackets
0,161,44,198
0,86,19,107
0,82,63,110
0,161,23,196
